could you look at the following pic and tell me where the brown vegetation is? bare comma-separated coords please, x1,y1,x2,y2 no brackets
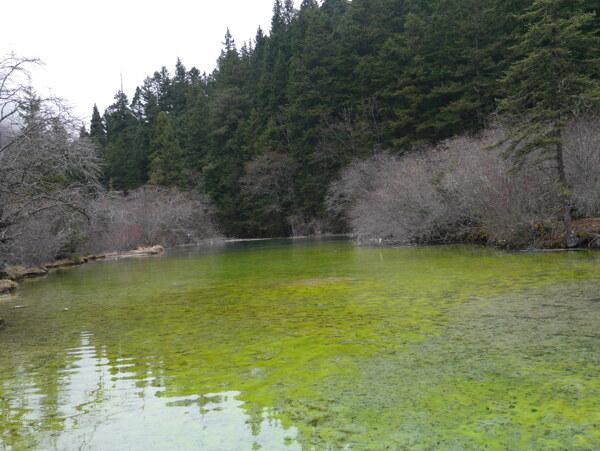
4,266,48,280
1,55,220,273
327,119,600,249
0,280,17,295
86,187,219,254
570,218,600,248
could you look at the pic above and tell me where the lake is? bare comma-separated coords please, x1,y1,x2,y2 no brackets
1,237,598,450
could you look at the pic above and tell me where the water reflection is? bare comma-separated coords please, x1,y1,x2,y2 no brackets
1,330,299,450
1,240,599,449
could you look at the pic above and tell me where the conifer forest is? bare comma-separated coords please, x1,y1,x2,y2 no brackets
92,0,599,238
1,0,599,269
1,2,600,448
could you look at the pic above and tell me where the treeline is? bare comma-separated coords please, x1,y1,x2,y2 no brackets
92,0,593,237
0,0,597,270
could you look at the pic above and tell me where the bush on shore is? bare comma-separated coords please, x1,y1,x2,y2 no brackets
327,119,600,248
2,185,220,269
86,186,219,253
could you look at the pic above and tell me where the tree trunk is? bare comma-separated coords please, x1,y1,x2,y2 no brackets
555,136,572,245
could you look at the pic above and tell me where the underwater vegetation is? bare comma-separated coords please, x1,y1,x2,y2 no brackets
0,239,598,449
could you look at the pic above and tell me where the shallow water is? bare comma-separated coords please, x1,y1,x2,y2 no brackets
0,238,598,450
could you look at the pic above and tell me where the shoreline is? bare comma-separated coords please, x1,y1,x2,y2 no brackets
0,245,165,295
2,229,598,296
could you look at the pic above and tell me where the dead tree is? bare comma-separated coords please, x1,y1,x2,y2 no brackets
0,54,102,268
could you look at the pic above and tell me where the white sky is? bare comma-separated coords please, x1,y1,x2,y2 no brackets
2,0,299,122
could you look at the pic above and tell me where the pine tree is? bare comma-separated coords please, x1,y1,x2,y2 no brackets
374,0,523,148
171,58,190,116
257,1,295,114
285,0,352,221
89,104,106,145
203,30,254,236
497,0,600,228
103,91,141,189
181,76,211,175
148,111,184,186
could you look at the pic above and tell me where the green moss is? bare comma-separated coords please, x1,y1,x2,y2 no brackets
0,239,598,449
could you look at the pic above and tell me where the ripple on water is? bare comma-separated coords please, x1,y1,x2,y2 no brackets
0,240,599,449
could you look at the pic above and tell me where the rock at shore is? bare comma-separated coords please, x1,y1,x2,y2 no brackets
44,259,85,270
5,266,48,280
0,280,18,294
101,245,165,259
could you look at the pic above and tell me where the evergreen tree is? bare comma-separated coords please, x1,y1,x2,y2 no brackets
497,0,600,226
89,104,106,145
257,1,295,114
374,0,524,148
181,73,211,177
171,58,190,116
148,112,184,186
103,91,141,189
285,0,352,221
321,0,349,26
87,0,599,237
202,30,255,236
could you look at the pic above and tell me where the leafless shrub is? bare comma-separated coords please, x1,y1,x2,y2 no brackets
325,152,396,223
5,206,88,266
441,130,559,245
286,213,326,237
348,152,451,242
328,127,569,246
87,186,219,253
564,116,600,217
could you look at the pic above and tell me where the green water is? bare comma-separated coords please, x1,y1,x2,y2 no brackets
0,238,598,450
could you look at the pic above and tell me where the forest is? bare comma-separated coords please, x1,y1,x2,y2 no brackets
92,0,599,237
1,0,599,270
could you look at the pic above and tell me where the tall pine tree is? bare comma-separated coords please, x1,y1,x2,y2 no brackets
498,0,600,228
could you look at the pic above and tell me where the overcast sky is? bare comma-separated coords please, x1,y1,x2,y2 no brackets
2,0,299,122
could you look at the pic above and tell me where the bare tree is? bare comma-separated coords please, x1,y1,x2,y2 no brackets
325,152,395,224
87,186,219,252
0,54,39,147
0,54,102,269
316,98,384,165
240,151,297,213
327,127,571,247
564,116,600,218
